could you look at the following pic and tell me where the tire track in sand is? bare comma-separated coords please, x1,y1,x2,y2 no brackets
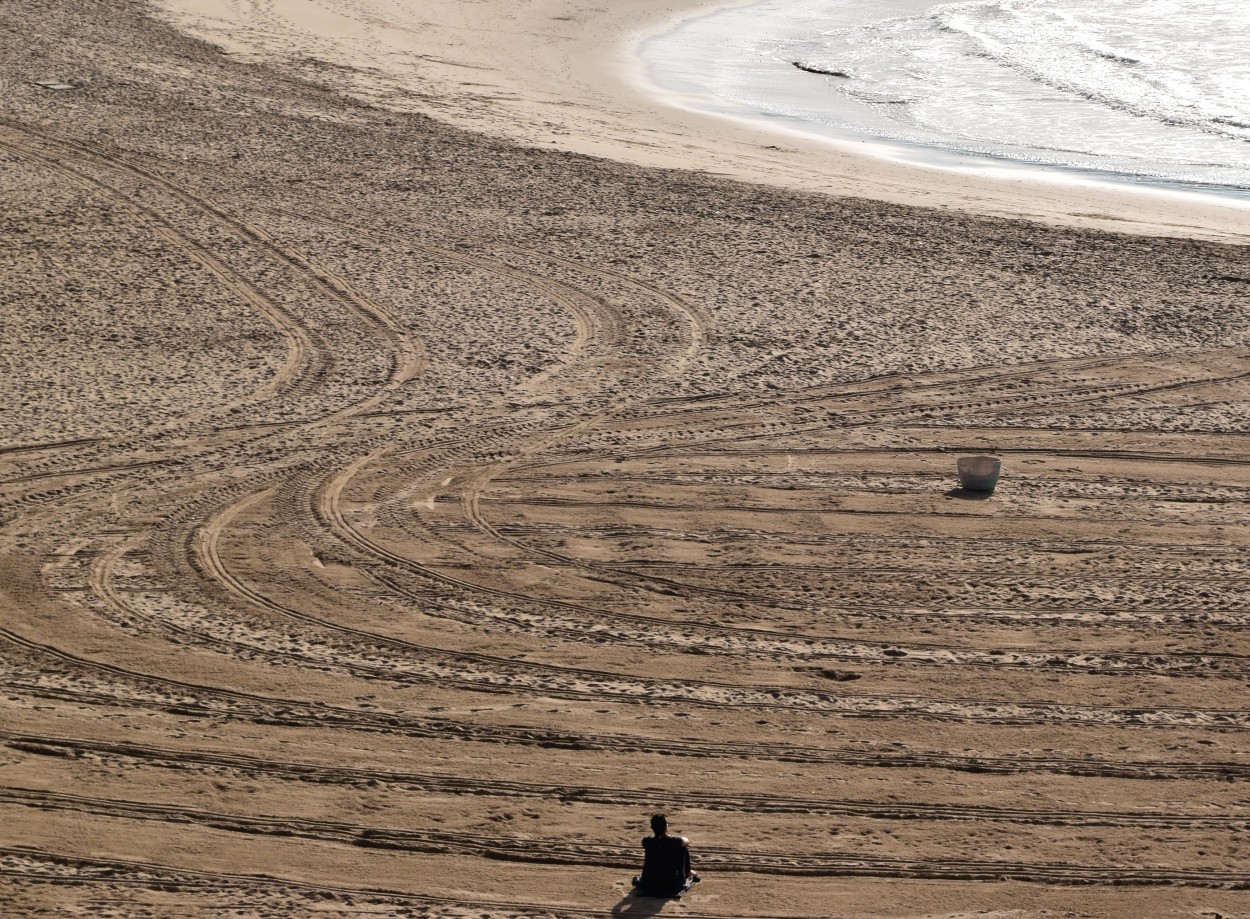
4,790,1246,888
5,733,1244,830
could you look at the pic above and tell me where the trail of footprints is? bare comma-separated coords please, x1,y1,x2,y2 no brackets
2,120,1249,912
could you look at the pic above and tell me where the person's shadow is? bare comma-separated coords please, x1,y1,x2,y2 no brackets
611,890,677,917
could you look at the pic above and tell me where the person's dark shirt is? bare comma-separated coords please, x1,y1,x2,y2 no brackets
639,834,687,894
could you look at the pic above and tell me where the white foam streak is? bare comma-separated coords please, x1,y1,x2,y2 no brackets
928,0,1250,145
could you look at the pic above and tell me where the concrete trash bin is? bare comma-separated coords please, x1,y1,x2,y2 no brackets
957,455,1002,493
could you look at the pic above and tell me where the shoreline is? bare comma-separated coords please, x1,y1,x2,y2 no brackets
638,0,1250,209
155,0,1250,244
639,0,1250,209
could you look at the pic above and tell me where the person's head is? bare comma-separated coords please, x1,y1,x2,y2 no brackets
650,813,668,836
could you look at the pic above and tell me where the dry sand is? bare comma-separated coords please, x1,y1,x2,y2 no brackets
2,0,1250,917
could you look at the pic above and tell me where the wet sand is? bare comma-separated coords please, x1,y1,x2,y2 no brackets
2,0,1249,917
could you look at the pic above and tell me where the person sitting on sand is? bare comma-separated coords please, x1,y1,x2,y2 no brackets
632,813,698,897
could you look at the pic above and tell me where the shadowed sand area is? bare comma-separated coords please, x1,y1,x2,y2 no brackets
2,0,1250,917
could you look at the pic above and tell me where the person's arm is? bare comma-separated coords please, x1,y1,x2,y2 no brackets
679,836,690,847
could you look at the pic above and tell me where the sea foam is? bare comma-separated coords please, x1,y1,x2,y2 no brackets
644,0,1250,192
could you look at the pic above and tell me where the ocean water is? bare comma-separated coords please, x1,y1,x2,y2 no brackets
643,0,1250,194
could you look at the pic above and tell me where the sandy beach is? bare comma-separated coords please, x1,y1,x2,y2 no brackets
155,0,1250,243
2,0,1250,916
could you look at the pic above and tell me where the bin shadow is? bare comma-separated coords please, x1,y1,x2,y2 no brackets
945,487,994,501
